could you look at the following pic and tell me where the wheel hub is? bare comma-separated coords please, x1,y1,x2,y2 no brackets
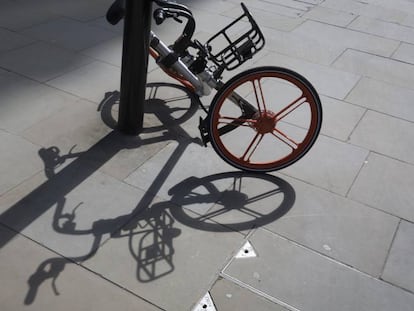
252,111,277,134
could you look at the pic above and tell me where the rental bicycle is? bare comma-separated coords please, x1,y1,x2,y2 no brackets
107,0,322,173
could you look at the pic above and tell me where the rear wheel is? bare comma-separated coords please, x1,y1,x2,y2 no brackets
208,66,322,172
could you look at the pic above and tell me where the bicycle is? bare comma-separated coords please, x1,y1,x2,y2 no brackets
107,0,322,173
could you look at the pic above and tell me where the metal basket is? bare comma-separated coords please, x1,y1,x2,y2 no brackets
206,3,265,71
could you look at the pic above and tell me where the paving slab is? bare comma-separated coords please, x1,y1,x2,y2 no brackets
349,16,414,44
346,77,414,122
0,42,94,82
79,30,159,72
227,0,309,18
281,134,369,195
223,228,414,311
83,205,244,311
293,20,399,58
22,17,117,52
0,131,43,196
22,99,111,151
348,153,414,222
209,278,289,311
80,36,123,67
46,0,112,22
392,42,414,65
222,6,305,32
303,6,357,27
171,7,235,41
402,13,414,28
253,52,360,100
382,221,414,293
319,95,365,141
88,17,124,35
320,0,407,24
0,225,161,311
261,27,344,66
180,0,238,14
373,0,414,15
0,27,34,53
349,110,414,165
0,171,47,216
0,0,59,31
333,49,414,91
46,61,121,103
0,70,77,134
265,175,399,277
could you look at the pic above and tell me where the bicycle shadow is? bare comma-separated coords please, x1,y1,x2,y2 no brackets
0,82,295,304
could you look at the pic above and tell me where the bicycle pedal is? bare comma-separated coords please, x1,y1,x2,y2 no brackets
198,117,210,147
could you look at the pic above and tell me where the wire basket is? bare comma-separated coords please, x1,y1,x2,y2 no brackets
206,3,265,71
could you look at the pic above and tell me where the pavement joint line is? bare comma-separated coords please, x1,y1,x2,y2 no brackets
220,234,255,275
345,105,368,143
338,47,414,71
343,194,413,226
348,17,414,45
0,166,44,198
343,101,414,125
344,149,371,198
379,219,402,279
344,13,360,28
328,46,351,67
301,19,401,46
344,142,414,167
0,61,88,104
340,72,363,101
259,227,404,281
390,40,403,59
76,263,166,310
219,271,301,311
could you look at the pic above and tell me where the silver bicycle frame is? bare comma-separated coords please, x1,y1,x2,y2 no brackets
150,31,219,96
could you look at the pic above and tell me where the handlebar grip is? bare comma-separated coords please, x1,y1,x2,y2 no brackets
106,0,125,25
154,9,166,25
153,0,193,16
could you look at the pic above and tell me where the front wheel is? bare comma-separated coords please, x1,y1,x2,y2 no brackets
208,66,322,172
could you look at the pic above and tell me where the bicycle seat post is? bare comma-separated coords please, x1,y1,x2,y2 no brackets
118,0,152,135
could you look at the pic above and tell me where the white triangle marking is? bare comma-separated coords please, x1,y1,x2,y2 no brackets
235,241,257,258
192,292,217,311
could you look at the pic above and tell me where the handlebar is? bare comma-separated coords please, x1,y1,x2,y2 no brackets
106,0,196,53
152,0,192,16
153,1,196,54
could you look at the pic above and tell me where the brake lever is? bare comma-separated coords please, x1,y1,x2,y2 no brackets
173,16,183,23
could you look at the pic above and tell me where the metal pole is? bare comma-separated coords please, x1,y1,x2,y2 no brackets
118,0,153,135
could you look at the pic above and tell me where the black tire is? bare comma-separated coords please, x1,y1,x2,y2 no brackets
208,66,322,172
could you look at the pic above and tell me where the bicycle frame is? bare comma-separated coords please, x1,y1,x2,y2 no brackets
149,31,213,96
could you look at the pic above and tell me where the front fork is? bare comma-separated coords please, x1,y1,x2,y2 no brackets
198,86,258,146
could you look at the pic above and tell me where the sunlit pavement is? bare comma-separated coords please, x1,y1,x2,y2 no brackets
1,1,414,310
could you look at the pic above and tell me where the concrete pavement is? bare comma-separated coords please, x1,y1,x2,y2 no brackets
1,0,414,310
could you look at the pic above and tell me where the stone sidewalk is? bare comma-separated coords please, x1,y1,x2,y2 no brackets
1,0,414,310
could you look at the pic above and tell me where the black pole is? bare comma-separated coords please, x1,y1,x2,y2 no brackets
118,0,153,135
